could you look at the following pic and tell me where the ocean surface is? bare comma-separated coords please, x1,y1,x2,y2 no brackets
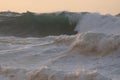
0,11,120,80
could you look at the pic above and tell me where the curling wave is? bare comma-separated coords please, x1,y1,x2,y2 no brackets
0,11,120,37
0,11,120,80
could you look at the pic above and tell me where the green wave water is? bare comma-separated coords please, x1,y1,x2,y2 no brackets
0,11,77,37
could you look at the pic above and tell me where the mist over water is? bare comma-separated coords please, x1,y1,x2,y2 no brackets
0,11,120,80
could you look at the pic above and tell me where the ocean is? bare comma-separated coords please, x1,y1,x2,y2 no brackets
0,11,120,80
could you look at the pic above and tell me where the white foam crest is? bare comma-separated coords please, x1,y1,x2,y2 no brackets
74,13,120,34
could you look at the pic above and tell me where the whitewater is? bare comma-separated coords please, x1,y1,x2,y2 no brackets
0,12,120,80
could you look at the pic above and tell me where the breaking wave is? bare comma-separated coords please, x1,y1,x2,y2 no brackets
0,11,120,37
0,11,120,80
75,13,120,34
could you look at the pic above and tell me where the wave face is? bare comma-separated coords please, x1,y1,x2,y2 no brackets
0,11,77,37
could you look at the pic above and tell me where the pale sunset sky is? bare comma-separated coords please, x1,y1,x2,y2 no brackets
0,0,120,15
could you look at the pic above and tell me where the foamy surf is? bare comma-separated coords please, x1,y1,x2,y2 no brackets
0,12,120,80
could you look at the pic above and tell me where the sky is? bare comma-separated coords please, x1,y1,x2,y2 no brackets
0,0,120,15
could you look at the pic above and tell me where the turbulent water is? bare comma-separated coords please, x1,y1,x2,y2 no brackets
0,11,120,80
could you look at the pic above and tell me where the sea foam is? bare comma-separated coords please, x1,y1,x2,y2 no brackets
0,12,119,80
74,13,120,34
